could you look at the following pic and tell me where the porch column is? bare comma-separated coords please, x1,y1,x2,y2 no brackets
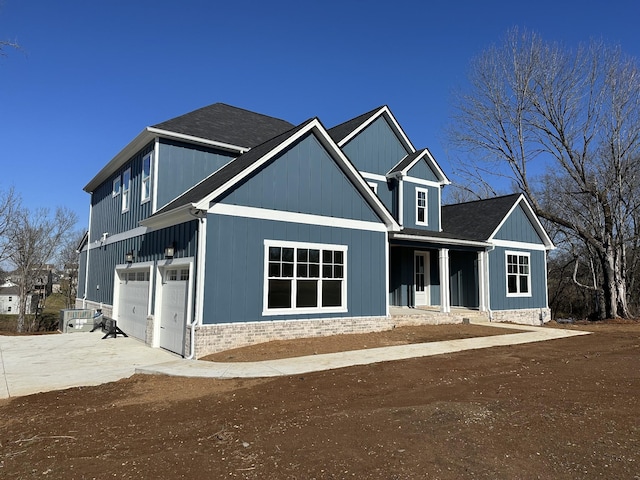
439,248,450,313
478,250,487,312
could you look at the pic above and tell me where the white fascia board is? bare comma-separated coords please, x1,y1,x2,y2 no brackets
337,106,416,154
403,176,442,188
145,127,249,154
487,195,555,250
491,239,549,251
84,127,249,194
140,204,199,231
361,171,389,183
422,148,451,185
390,149,451,185
391,233,490,248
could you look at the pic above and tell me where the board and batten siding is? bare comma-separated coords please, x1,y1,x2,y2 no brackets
202,215,387,324
407,158,440,183
156,139,236,209
488,247,548,310
493,204,545,244
80,221,198,310
402,180,440,231
389,247,440,307
89,142,154,242
219,133,381,223
341,116,410,176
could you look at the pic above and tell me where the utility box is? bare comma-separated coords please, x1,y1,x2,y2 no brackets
59,309,94,333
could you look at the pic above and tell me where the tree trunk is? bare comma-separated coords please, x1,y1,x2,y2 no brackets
601,244,631,319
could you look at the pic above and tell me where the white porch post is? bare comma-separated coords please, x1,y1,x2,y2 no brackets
439,248,450,313
478,250,487,312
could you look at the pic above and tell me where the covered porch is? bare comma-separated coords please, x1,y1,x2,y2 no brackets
388,232,491,314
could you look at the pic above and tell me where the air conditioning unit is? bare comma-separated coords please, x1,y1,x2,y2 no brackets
59,309,95,333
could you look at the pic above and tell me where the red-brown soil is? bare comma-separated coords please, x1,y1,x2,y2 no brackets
1,321,639,479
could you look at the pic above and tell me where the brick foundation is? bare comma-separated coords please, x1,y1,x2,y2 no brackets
192,313,468,359
490,308,551,326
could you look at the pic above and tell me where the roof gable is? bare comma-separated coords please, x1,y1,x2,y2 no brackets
144,119,399,231
388,148,451,184
442,194,553,249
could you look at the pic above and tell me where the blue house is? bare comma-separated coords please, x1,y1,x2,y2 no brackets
78,103,554,357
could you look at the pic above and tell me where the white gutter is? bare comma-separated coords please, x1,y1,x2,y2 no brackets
186,208,207,359
390,233,490,248
82,197,93,308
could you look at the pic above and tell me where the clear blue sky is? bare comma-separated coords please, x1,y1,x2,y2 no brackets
1,0,639,229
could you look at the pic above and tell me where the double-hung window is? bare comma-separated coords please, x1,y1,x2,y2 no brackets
141,152,152,204
122,168,131,213
416,187,428,226
112,176,121,197
506,251,531,296
264,240,347,314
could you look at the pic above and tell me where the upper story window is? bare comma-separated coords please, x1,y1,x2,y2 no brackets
264,240,347,315
141,152,152,204
416,187,428,226
506,251,531,297
112,176,121,197
122,168,131,213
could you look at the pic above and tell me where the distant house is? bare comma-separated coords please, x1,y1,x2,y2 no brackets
0,282,36,315
77,103,553,358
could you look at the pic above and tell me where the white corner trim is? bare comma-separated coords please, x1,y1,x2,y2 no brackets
210,203,388,232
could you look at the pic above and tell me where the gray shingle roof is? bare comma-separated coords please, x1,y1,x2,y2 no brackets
388,149,424,175
441,194,521,241
327,106,385,144
152,103,294,148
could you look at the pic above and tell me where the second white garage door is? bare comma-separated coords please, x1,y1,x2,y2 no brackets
158,266,190,355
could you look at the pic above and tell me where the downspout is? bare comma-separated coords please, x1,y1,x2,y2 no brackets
186,207,207,359
82,196,94,309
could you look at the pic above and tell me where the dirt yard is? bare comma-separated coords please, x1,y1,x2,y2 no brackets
1,322,639,479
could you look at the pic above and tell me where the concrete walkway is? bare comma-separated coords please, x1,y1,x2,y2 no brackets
136,322,590,378
0,323,590,400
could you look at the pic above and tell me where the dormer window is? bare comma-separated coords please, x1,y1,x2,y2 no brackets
416,187,428,226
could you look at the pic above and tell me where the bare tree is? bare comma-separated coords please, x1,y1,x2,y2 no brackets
56,230,85,309
6,207,78,332
0,186,19,263
449,28,640,319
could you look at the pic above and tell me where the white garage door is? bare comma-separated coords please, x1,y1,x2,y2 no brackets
116,269,150,341
159,267,189,355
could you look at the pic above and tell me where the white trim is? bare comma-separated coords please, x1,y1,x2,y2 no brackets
262,240,348,316
336,106,416,154
112,176,121,197
478,251,487,312
413,250,431,306
209,203,388,233
152,138,160,213
195,119,399,231
385,231,390,317
367,182,378,194
194,216,207,327
404,176,443,188
86,226,148,250
505,250,532,298
391,233,490,248
113,261,155,327
361,171,388,183
154,257,195,350
140,151,153,205
415,186,429,227
387,148,451,185
439,248,450,313
491,239,548,251
398,177,404,227
437,187,442,232
487,195,554,249
146,127,249,154
121,167,131,213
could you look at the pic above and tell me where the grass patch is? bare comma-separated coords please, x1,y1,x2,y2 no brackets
0,293,68,334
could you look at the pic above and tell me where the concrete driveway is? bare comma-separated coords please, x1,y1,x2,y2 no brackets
0,331,177,399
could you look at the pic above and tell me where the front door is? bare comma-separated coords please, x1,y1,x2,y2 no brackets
414,251,430,306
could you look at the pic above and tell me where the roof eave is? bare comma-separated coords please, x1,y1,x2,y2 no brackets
140,203,201,231
390,232,491,248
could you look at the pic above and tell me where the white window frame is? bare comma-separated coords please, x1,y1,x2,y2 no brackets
415,187,428,226
141,152,152,204
263,240,348,316
112,176,121,197
122,168,131,213
505,251,531,297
